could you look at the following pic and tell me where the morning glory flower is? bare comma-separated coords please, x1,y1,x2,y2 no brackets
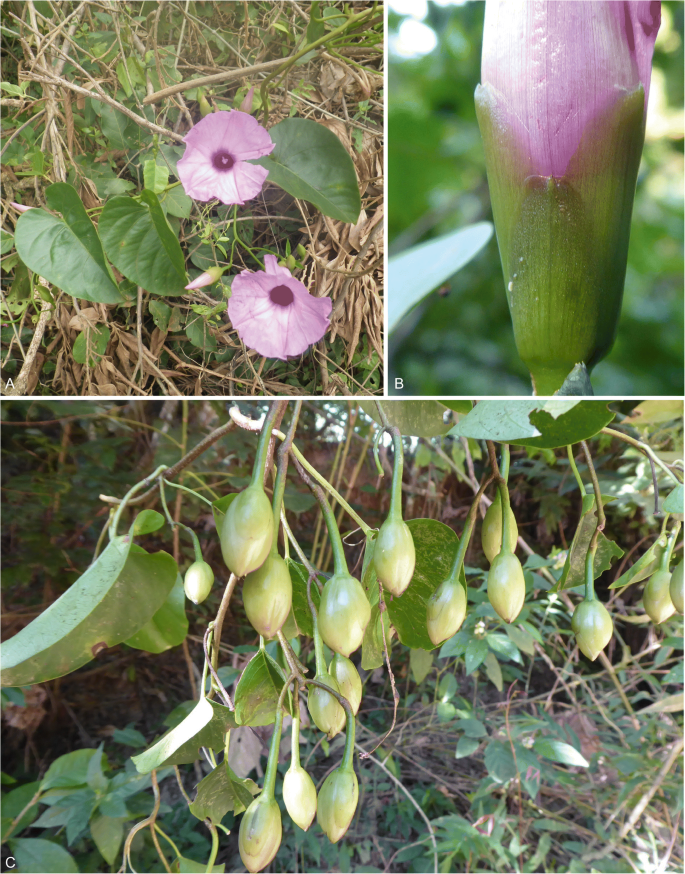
475,1,660,395
228,255,332,360
177,110,275,205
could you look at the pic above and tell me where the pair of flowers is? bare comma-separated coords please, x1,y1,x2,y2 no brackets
178,110,332,361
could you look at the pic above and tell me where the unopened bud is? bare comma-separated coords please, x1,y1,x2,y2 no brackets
240,86,255,114
185,265,225,290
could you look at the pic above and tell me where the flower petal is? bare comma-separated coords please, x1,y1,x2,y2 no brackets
263,255,293,278
228,268,331,360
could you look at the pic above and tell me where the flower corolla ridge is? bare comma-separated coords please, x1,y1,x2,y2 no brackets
228,255,332,361
176,110,275,205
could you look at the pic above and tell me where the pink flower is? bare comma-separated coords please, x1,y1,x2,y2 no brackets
11,202,33,213
177,110,275,205
185,265,225,290
228,255,332,360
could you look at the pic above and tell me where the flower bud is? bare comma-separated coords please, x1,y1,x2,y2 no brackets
373,517,416,597
475,2,660,394
329,653,362,715
183,560,214,605
318,572,371,657
670,560,684,615
317,767,358,843
242,553,292,638
240,85,255,114
481,493,518,564
185,265,224,290
572,599,613,661
487,552,525,624
11,202,33,213
283,764,317,831
642,569,675,625
307,672,345,739
198,92,213,117
238,795,282,873
426,578,466,646
220,485,273,578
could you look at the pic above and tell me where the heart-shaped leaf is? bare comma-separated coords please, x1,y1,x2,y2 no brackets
257,118,361,223
0,535,177,687
99,191,187,295
124,572,188,653
14,182,123,305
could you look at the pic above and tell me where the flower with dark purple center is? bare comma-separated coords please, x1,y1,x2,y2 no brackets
228,255,332,360
177,110,275,205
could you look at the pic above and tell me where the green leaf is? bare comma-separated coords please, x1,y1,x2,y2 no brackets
257,118,361,223
100,103,135,150
455,718,487,738
99,192,187,295
386,519,465,650
409,648,433,684
663,484,684,514
111,726,147,747
14,183,122,305
143,160,170,194
234,650,291,727
132,697,236,773
483,651,503,691
149,300,171,332
8,838,78,873
306,1,326,42
361,604,385,671
465,638,488,675
132,509,165,536
1,228,14,254
449,400,615,448
90,814,126,866
484,741,517,783
185,314,217,352
503,624,536,655
288,561,322,638
359,400,452,438
553,495,624,592
533,739,589,768
388,223,493,333
32,787,97,845
176,857,225,873
189,761,260,823
41,749,99,791
159,186,193,219
72,325,110,366
455,736,480,759
0,781,41,839
609,537,667,590
124,572,188,653
0,536,177,687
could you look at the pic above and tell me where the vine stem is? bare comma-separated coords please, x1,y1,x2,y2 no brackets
602,427,682,485
292,454,349,576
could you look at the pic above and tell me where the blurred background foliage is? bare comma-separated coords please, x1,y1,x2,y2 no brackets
388,0,684,396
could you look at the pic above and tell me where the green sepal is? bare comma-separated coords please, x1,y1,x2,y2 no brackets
476,83,645,395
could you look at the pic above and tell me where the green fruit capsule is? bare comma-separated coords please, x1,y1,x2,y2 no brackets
243,553,292,638
307,673,345,739
238,795,282,873
481,492,518,564
426,579,467,646
670,560,684,615
643,569,675,625
487,552,525,624
571,599,613,661
329,653,363,715
318,572,371,657
317,767,359,843
183,560,214,605
373,517,416,597
220,485,273,578
283,764,317,831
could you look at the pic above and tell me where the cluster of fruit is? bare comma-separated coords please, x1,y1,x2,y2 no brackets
178,427,681,872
